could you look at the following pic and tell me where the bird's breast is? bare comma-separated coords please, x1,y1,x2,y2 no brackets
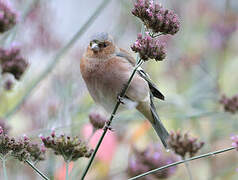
80,57,127,112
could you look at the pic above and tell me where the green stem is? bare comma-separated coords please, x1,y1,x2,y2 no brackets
81,59,144,180
4,0,112,119
65,162,69,180
2,159,8,180
128,147,235,180
25,160,49,180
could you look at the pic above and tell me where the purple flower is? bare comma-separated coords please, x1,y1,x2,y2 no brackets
220,94,238,114
89,111,108,129
132,0,180,35
41,131,93,162
127,143,177,179
0,45,28,80
168,131,204,158
131,33,166,61
0,130,45,162
0,1,17,33
231,135,238,150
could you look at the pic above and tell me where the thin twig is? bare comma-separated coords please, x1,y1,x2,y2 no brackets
81,59,144,180
25,160,49,180
128,147,235,180
4,0,112,119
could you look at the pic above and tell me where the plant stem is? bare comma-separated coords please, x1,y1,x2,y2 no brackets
4,0,112,119
183,158,193,180
128,147,235,180
81,59,144,180
2,159,8,180
25,160,49,180
65,161,69,180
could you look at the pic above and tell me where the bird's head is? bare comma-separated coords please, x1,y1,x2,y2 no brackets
86,32,116,59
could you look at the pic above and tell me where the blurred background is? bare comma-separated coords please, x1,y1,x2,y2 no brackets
1,0,238,179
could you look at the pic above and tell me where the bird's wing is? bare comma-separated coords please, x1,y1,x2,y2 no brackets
116,48,136,66
137,67,165,100
115,48,164,100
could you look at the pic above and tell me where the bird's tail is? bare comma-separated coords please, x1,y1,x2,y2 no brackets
150,98,169,148
136,96,169,148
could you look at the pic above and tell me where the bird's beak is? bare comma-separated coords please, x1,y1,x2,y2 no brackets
90,42,100,52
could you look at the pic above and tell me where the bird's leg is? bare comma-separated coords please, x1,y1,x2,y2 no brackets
103,121,114,131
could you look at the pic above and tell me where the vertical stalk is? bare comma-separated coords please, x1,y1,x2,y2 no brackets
184,159,193,180
2,159,8,180
65,161,69,180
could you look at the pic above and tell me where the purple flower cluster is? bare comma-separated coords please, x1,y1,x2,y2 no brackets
41,131,93,162
127,143,177,179
11,135,45,162
220,94,238,114
0,45,28,80
168,131,204,158
131,33,166,61
132,0,180,35
0,128,45,163
89,111,108,129
0,1,17,33
231,135,238,151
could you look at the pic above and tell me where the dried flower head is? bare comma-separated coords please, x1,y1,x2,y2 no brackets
231,135,238,151
132,0,180,35
127,143,177,179
89,111,108,129
168,131,204,158
41,131,93,162
0,45,28,80
131,33,166,61
0,1,17,33
220,94,238,114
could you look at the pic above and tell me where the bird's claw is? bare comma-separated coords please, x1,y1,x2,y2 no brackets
117,95,125,104
103,122,114,131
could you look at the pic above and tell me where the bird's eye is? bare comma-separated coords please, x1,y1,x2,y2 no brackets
103,42,108,47
100,42,108,48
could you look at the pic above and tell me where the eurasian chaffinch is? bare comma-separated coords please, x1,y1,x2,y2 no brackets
80,32,169,148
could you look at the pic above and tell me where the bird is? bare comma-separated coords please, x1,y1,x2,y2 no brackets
80,32,169,148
